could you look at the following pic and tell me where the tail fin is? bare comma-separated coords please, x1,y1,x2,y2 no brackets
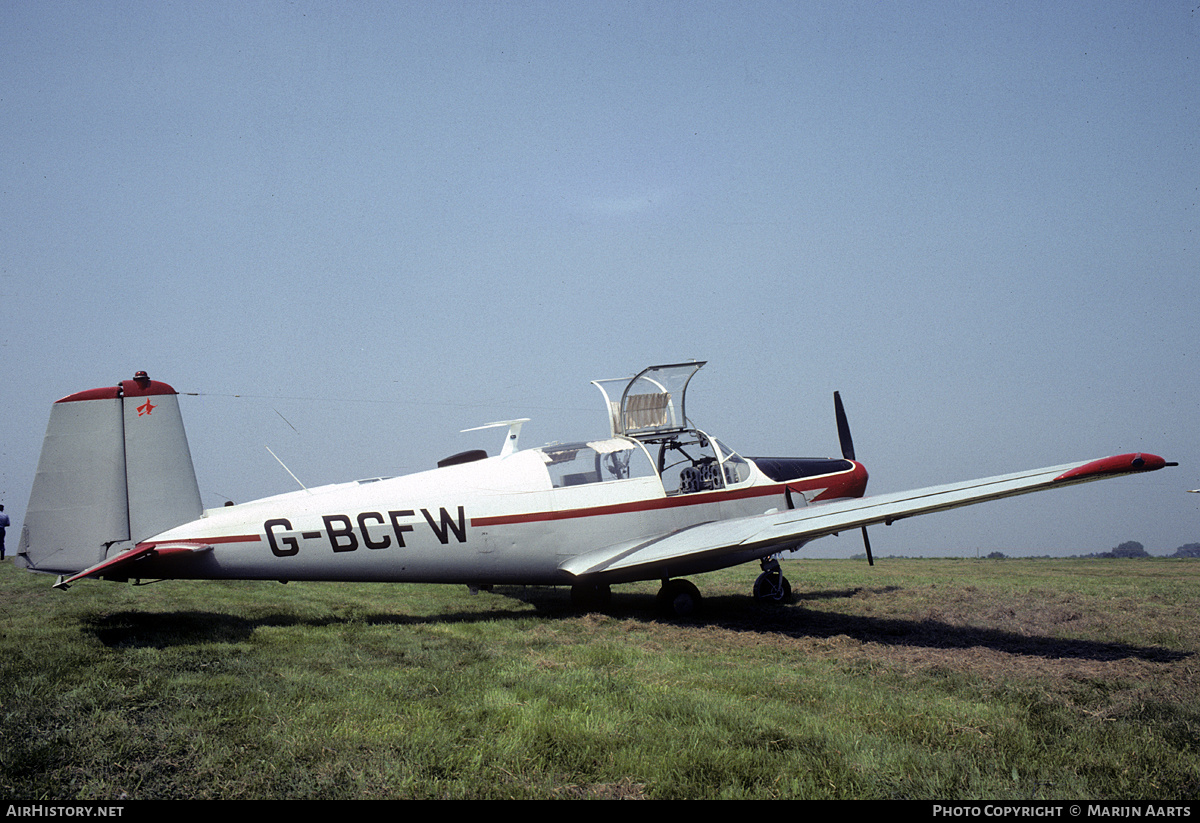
18,372,202,575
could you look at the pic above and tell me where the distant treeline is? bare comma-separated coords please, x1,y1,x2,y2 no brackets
846,542,1200,561
982,541,1200,559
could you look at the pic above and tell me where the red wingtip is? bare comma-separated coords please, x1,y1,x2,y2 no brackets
1054,453,1169,482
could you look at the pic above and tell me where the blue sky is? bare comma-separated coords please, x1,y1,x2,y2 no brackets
2,1,1196,559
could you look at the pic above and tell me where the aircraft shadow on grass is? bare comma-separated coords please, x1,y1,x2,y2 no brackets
83,583,1188,665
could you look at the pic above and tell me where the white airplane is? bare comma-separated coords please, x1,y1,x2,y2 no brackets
16,363,1175,616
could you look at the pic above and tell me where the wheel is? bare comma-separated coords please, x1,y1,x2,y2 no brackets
656,579,702,617
570,583,611,612
753,571,792,604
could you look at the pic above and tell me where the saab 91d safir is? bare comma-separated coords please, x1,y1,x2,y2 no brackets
17,363,1175,616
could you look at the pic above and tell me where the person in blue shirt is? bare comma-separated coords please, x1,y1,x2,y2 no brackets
0,505,9,560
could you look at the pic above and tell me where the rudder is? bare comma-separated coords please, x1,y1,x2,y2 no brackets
18,372,202,575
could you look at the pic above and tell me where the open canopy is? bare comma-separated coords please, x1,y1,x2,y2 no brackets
591,361,706,439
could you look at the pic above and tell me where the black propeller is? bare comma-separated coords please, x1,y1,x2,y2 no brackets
834,391,855,460
834,391,874,567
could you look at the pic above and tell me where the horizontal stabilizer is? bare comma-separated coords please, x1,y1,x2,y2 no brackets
52,541,213,589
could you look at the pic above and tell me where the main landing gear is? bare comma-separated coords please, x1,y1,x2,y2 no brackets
656,578,702,617
654,557,793,618
577,560,794,619
752,557,792,604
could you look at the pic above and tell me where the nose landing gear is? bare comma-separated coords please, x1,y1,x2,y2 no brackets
753,557,792,604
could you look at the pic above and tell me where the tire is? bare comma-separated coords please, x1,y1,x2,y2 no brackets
753,571,792,604
656,579,702,617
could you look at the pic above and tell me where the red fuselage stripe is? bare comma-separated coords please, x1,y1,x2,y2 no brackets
470,470,866,528
132,468,867,541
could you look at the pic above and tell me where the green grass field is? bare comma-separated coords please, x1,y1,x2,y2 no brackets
1,557,1197,800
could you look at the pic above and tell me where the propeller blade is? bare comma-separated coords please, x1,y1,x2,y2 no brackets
834,391,855,461
835,392,874,566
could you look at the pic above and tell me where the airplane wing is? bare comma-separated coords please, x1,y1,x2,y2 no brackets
560,453,1173,581
52,541,213,589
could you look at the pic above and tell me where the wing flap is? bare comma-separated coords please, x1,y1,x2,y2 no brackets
561,453,1170,580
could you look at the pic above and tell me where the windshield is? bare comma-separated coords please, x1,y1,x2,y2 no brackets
655,430,750,494
714,439,751,485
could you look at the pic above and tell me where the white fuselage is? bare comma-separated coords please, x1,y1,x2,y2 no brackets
140,447,856,586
